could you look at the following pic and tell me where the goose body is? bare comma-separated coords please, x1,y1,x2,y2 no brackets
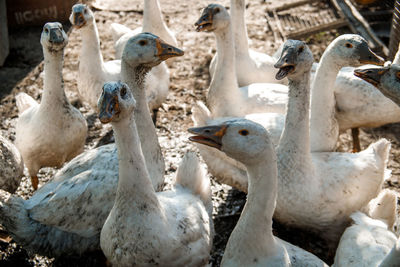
15,22,87,190
209,0,284,86
71,4,170,116
333,190,399,267
195,4,288,117
0,32,183,257
99,81,212,266
189,119,327,267
192,33,385,193
0,135,24,193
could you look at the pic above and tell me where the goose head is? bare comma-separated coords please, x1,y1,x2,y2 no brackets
274,40,314,80
354,64,400,104
325,34,384,67
69,4,94,28
188,119,274,165
195,4,230,32
41,22,68,52
98,81,136,124
122,32,184,68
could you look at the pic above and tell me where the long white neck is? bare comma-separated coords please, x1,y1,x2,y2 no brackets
379,238,400,267
79,21,105,75
224,154,279,259
39,47,69,112
310,49,340,152
121,61,165,188
112,114,160,211
142,0,169,38
393,46,400,64
278,71,312,158
230,0,250,57
208,25,243,117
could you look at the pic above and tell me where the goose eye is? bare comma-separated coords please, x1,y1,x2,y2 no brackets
138,40,147,46
84,9,87,14
396,72,400,80
215,7,220,13
238,129,249,136
120,87,127,97
44,28,49,33
345,43,353,48
298,46,304,54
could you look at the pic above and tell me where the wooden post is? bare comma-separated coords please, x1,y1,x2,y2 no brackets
389,0,400,60
0,0,9,66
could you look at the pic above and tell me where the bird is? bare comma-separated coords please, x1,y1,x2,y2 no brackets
99,81,213,266
0,32,182,257
189,118,328,267
15,22,87,190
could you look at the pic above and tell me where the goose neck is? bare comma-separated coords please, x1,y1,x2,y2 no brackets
79,22,104,68
208,25,242,117
142,0,167,35
227,155,277,256
112,115,160,209
121,60,165,185
39,48,69,111
230,0,250,56
310,52,341,151
278,71,311,156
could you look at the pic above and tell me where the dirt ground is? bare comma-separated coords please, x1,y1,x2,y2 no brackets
0,0,399,266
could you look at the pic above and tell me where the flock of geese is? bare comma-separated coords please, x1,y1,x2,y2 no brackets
1,0,400,266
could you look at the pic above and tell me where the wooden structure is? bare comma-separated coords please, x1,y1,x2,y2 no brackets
0,0,9,66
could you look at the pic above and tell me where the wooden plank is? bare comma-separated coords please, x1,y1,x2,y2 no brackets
0,0,9,66
331,0,389,55
287,18,348,39
267,0,319,12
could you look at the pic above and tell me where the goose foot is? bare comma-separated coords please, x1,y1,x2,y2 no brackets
152,108,159,126
31,175,39,190
351,128,361,153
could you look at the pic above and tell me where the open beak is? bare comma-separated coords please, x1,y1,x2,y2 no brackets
156,38,184,61
195,9,213,32
354,66,388,87
358,43,385,66
274,48,296,80
188,125,227,150
98,91,120,124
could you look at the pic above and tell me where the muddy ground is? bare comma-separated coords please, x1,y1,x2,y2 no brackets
0,0,399,266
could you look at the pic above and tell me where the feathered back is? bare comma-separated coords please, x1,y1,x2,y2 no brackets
15,92,38,115
175,152,212,215
191,101,211,127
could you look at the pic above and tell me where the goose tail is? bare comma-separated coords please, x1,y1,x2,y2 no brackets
15,92,38,115
109,23,131,44
362,189,398,231
191,101,211,127
175,152,212,215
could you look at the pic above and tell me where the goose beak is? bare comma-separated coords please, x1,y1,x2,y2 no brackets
156,38,184,61
274,48,296,80
98,91,120,124
354,66,388,87
188,125,227,150
195,8,213,32
49,28,64,44
358,44,385,66
72,12,86,27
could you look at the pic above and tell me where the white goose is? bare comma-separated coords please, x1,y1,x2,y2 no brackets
195,4,288,117
333,190,399,267
15,22,87,190
110,0,177,60
0,33,182,257
189,119,328,267
71,4,171,122
192,34,385,193
0,135,24,193
196,39,390,245
354,63,400,108
99,82,213,266
209,0,284,86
